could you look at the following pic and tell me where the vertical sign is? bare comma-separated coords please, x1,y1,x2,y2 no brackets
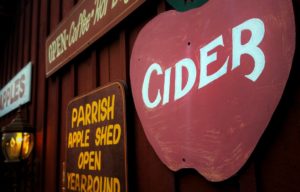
66,82,127,192
0,62,32,117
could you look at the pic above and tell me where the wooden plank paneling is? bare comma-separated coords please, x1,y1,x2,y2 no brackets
126,2,176,191
7,30,13,80
58,1,76,191
59,65,75,192
44,77,60,192
22,1,33,129
9,24,17,82
99,45,110,85
17,0,25,71
176,169,239,192
0,0,300,192
134,115,176,192
76,50,97,95
3,16,18,124
109,31,127,82
12,16,19,75
34,0,46,190
44,0,61,191
2,41,9,88
4,45,9,82
23,1,32,65
29,0,39,127
27,0,41,191
239,162,257,192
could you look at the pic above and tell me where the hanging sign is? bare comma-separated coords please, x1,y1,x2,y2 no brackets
0,62,32,118
130,0,295,182
46,0,145,77
65,82,128,192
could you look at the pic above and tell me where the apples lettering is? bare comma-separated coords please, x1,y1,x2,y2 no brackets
130,0,295,181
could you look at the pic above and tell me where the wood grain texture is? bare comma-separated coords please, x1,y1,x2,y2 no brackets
44,0,61,191
58,1,76,191
0,0,299,192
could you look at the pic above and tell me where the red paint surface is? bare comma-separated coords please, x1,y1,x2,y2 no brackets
130,0,295,181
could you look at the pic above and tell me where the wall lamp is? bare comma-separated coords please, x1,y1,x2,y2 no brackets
1,109,34,162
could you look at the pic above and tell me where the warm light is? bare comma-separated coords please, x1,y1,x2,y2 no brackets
2,132,34,162
1,109,34,162
22,133,34,159
16,133,23,143
3,132,22,161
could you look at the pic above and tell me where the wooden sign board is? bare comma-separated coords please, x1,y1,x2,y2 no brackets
65,82,127,192
46,0,145,77
130,0,295,182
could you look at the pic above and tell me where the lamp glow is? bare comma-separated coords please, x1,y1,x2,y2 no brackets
1,110,34,162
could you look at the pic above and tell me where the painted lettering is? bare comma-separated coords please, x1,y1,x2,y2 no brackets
162,67,171,105
199,35,229,88
78,10,91,38
77,150,101,171
94,0,108,25
111,0,118,9
112,0,130,9
95,124,122,146
0,63,31,118
174,58,196,101
67,173,120,192
0,73,27,108
68,9,93,47
68,129,90,148
68,21,78,47
48,29,68,63
232,18,265,81
141,18,265,108
142,63,162,108
19,74,25,98
71,95,115,128
12,78,20,103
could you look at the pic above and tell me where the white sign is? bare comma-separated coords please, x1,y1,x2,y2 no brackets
0,62,32,117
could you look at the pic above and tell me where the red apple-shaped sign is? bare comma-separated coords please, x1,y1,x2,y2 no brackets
130,0,295,181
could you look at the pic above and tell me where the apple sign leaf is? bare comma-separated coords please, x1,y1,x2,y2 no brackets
166,0,208,12
130,0,295,182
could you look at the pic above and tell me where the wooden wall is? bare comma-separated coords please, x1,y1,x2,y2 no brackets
0,0,300,192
